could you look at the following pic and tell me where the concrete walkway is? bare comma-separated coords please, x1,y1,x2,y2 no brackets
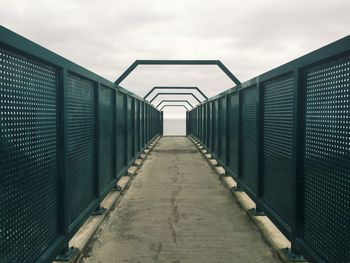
81,137,279,263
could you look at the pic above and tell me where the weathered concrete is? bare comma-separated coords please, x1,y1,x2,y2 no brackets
127,166,138,176
209,159,218,166
116,176,131,191
81,137,279,263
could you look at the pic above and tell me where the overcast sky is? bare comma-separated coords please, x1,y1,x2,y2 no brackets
1,0,349,119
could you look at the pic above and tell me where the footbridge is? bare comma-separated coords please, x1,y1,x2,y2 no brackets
0,26,349,263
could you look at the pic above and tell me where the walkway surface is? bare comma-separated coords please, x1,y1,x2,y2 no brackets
81,137,279,263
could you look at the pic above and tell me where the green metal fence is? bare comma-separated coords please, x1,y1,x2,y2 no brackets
0,26,161,263
188,36,350,263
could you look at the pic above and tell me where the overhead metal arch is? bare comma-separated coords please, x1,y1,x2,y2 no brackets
160,104,190,111
144,86,208,100
150,92,202,103
115,60,241,86
156,100,194,109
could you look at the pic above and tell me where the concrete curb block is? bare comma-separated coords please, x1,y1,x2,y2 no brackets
204,153,212,159
116,176,131,191
187,135,299,263
128,166,138,176
53,136,162,263
135,159,143,167
209,159,218,166
214,166,225,176
52,191,121,263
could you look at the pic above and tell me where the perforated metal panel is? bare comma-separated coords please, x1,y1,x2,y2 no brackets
198,107,202,140
303,58,350,263
116,93,126,176
263,76,294,229
126,96,134,163
67,74,95,225
227,93,239,176
241,86,258,195
99,86,114,193
140,102,144,148
218,96,227,164
212,100,219,156
0,50,58,262
208,102,212,150
135,100,140,153
203,103,208,147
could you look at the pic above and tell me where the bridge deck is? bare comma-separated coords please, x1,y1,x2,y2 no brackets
81,137,279,262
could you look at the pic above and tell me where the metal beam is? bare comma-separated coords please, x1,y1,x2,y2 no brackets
160,104,190,111
115,60,241,86
150,92,202,103
156,100,194,109
144,86,208,100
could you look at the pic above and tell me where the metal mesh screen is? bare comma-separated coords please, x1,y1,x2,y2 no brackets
99,86,114,193
0,50,58,262
208,102,212,150
126,96,134,163
116,93,126,176
262,76,294,229
303,58,350,262
140,102,144,147
227,93,239,176
135,100,140,153
212,100,219,155
67,74,95,225
218,96,227,163
203,104,208,147
241,86,258,195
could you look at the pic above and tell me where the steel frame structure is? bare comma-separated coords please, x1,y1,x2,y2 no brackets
156,100,193,109
144,86,208,100
115,60,241,86
149,92,202,103
160,104,190,111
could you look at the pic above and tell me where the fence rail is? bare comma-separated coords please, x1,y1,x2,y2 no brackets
0,26,162,263
188,36,350,263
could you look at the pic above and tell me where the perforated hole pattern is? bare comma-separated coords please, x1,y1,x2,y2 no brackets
241,86,258,195
126,96,134,162
218,97,227,163
67,74,95,225
263,76,294,230
227,93,239,176
99,86,114,193
116,93,126,175
212,100,219,155
304,57,350,262
0,50,58,262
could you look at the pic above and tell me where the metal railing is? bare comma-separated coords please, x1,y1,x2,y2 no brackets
0,26,162,263
188,36,350,263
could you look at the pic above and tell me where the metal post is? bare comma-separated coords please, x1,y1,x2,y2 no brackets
225,95,229,168
57,68,68,236
55,69,78,261
112,89,117,179
92,83,106,215
287,68,306,261
233,89,244,191
253,82,265,216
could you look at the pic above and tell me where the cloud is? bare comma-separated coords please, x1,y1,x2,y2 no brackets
1,0,349,121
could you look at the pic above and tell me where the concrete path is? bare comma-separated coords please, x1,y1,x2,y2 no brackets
81,137,279,263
